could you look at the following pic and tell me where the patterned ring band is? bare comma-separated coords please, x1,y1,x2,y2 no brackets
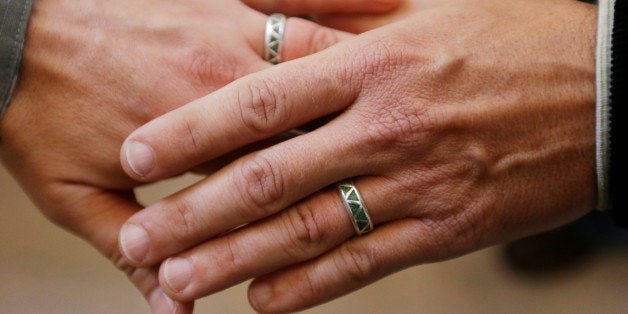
337,179,374,236
264,13,287,65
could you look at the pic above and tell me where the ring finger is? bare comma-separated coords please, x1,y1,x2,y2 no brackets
156,175,408,301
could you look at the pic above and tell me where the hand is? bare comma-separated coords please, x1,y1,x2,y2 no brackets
242,0,400,16
0,0,351,312
244,0,445,34
311,0,448,33
118,0,597,312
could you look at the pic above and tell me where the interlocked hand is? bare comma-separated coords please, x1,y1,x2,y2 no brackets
118,0,597,312
0,0,375,312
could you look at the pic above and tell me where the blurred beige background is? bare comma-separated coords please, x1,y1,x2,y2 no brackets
1,165,627,314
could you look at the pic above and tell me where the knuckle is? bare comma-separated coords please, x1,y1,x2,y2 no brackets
305,25,340,55
222,236,243,271
181,116,203,159
300,268,324,301
336,47,369,90
236,77,288,135
184,48,240,89
447,202,488,248
351,38,418,93
338,59,358,91
368,46,395,73
362,113,406,149
356,106,430,152
234,155,285,217
281,201,326,255
205,237,244,288
335,243,377,283
360,40,402,80
420,198,489,256
345,43,436,152
164,200,199,242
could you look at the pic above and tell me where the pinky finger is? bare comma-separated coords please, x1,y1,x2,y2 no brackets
247,219,440,313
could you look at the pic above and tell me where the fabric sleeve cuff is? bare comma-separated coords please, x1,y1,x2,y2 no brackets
595,0,614,211
0,0,34,124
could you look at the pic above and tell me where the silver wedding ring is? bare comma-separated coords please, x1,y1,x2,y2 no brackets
264,13,286,65
337,179,374,236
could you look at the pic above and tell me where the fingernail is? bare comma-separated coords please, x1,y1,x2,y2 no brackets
126,140,155,177
149,288,179,314
119,224,149,264
163,257,193,293
249,282,274,310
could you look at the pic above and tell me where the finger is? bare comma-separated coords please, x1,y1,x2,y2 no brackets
51,184,194,313
121,42,360,182
311,13,395,34
281,17,353,61
247,220,438,313
190,131,301,175
155,176,407,301
310,0,436,34
242,0,401,15
244,16,352,65
119,120,378,267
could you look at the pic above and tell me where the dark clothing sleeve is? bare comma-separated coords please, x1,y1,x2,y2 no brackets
0,0,34,123
610,0,628,227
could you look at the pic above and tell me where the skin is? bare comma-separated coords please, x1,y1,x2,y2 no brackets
118,0,598,312
242,0,401,16
311,0,431,33
0,0,385,312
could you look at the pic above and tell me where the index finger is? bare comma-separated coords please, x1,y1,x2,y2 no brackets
121,42,361,182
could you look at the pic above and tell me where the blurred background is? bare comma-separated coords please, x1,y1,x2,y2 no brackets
1,165,627,314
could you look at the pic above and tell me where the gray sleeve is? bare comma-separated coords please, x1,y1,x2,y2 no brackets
0,0,34,123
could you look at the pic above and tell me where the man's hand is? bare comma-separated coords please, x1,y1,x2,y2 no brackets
0,0,352,312
242,0,400,16
244,0,441,34
118,0,597,312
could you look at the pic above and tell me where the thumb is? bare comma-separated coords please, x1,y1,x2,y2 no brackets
50,184,194,314
243,0,400,15
282,17,354,62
